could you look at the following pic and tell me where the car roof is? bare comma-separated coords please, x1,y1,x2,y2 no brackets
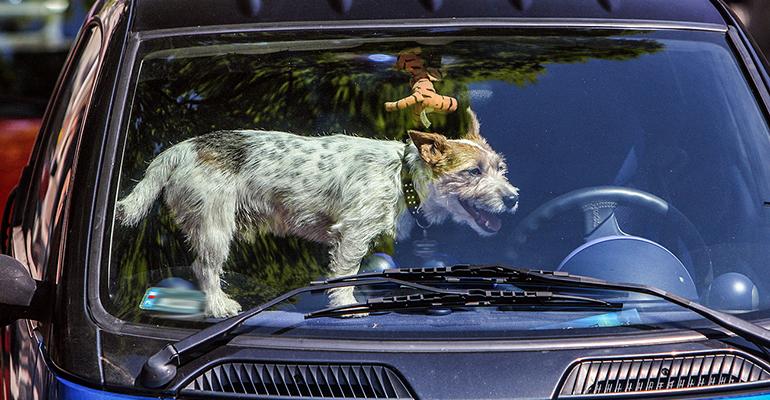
131,0,728,33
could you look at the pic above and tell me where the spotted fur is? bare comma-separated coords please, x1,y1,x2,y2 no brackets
117,109,519,317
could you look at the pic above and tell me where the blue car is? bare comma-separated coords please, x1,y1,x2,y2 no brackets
4,0,770,399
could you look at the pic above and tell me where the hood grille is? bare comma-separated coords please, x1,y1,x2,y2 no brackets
558,352,770,397
182,362,413,399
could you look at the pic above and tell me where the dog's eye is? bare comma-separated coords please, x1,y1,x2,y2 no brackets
467,167,482,176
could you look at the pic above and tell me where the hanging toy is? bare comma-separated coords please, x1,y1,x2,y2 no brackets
384,48,459,129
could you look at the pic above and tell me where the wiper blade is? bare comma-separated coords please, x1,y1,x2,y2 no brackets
305,289,621,319
319,264,595,286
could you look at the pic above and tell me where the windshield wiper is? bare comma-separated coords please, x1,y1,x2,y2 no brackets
305,289,620,319
322,264,770,351
137,264,770,390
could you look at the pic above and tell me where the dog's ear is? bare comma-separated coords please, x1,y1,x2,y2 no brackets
408,130,449,166
464,108,486,144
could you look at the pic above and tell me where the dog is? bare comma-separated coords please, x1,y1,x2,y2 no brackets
117,109,519,317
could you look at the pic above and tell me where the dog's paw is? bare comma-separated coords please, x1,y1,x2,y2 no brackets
205,294,243,318
327,286,358,307
327,287,370,318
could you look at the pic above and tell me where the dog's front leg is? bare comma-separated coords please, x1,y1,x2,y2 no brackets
327,228,379,309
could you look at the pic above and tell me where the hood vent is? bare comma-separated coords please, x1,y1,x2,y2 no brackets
557,352,770,397
182,362,413,399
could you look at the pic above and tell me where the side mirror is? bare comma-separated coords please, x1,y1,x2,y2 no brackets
0,255,48,327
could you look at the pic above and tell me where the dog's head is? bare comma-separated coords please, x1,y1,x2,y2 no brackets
409,109,519,236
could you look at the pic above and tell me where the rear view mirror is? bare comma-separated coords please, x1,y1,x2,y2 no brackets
0,255,48,327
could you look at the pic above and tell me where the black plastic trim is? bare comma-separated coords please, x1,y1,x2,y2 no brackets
178,360,415,399
552,349,770,399
84,2,136,335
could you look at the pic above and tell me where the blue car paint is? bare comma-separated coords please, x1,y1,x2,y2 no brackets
57,377,165,399
52,370,770,399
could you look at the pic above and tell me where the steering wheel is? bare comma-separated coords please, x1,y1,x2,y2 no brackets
512,186,712,294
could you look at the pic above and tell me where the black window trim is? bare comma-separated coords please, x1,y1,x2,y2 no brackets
726,27,770,123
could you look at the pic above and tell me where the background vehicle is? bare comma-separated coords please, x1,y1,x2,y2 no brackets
0,0,85,213
4,0,770,399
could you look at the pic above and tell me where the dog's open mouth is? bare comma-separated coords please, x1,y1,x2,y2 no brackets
459,199,502,234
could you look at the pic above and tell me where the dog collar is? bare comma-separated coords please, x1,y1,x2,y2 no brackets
401,155,431,229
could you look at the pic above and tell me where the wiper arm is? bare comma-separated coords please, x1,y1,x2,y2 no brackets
323,265,770,353
136,276,475,388
306,289,621,319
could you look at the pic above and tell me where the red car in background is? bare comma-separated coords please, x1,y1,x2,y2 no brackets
0,119,38,213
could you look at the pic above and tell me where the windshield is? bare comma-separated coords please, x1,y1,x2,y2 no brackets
105,28,770,340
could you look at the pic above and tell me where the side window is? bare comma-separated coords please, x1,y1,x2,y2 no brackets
23,26,102,279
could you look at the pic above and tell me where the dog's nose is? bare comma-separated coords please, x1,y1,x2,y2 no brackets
503,194,519,209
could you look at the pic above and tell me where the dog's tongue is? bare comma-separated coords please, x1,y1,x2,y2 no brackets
460,200,502,234
475,208,502,233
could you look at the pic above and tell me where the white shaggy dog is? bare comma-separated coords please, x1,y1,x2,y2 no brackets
117,109,519,317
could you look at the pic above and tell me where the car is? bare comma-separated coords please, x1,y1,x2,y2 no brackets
3,0,770,398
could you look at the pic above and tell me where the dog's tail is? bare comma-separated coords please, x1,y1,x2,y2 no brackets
116,143,192,226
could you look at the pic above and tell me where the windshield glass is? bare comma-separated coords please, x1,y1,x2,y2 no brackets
106,28,770,339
